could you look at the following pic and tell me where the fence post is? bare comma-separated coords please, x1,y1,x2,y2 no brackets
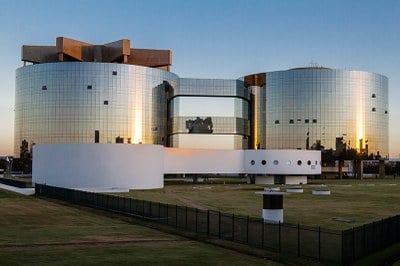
118,196,120,211
353,227,356,262
341,230,345,265
246,216,249,245
232,214,235,241
363,224,366,256
195,208,198,233
262,219,264,249
185,206,188,229
278,221,281,253
398,215,400,242
175,205,178,228
207,210,210,236
297,224,300,257
381,219,384,247
318,227,321,261
166,204,169,225
398,216,400,241
218,211,221,239
149,201,152,218
142,200,145,218
106,195,110,210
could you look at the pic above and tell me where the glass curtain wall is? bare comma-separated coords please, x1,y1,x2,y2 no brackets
265,68,388,156
168,78,251,149
14,62,178,156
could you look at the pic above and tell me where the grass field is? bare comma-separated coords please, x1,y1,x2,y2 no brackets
0,189,278,265
111,177,400,230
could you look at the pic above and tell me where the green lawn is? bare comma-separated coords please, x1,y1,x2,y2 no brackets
111,177,400,230
0,189,278,265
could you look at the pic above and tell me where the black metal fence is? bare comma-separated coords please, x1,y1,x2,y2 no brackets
341,216,400,264
0,177,32,188
35,184,400,265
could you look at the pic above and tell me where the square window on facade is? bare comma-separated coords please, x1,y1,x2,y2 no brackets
372,107,376,112
372,93,376,98
104,100,109,105
289,119,294,124
385,110,388,114
112,71,117,75
305,119,309,123
42,85,47,90
313,119,317,123
275,120,279,124
87,85,92,89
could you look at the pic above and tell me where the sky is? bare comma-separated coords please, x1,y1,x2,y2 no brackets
0,0,399,157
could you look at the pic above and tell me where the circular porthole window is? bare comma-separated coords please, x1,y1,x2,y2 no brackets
307,160,311,166
273,160,279,165
297,160,302,166
261,160,266,165
251,160,255,165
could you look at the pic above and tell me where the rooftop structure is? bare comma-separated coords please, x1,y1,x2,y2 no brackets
22,37,172,71
15,36,389,159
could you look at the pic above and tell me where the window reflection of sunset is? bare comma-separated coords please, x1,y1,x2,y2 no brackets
356,78,364,151
133,91,143,144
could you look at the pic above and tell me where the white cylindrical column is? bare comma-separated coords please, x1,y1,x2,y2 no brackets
262,209,283,223
256,192,285,224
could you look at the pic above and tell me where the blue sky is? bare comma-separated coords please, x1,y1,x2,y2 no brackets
0,0,399,156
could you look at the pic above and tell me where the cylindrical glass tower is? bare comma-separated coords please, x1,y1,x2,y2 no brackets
14,62,178,156
265,67,388,156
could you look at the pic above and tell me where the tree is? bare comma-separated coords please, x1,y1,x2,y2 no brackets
20,139,30,159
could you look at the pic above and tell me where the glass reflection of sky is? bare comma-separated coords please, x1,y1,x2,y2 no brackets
172,97,236,117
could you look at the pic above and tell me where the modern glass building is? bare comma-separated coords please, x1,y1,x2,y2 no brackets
14,37,389,158
14,62,178,155
263,68,389,157
168,78,250,149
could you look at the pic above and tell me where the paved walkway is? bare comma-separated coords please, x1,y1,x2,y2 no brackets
0,183,35,196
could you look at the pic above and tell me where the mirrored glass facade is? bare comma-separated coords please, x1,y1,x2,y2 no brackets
265,68,388,156
248,85,266,150
14,61,389,157
14,62,178,155
167,78,251,149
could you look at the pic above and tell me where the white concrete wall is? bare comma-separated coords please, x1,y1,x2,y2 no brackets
254,176,274,185
164,148,321,176
285,176,308,185
33,144,164,190
164,147,243,174
244,149,321,175
33,144,321,190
